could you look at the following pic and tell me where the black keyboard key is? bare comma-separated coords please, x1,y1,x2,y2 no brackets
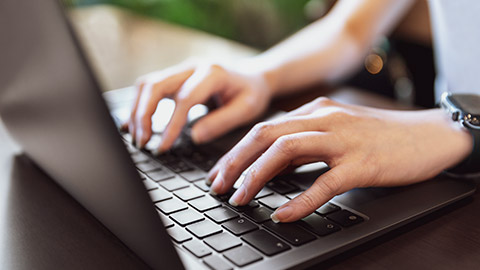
243,206,273,223
136,160,162,173
166,226,192,243
131,152,150,163
301,213,340,236
174,186,205,201
263,221,316,246
223,246,262,267
203,232,242,252
258,194,289,209
146,169,174,182
188,196,221,212
266,180,298,194
205,207,238,223
148,188,172,202
155,198,188,214
159,176,189,191
166,160,194,173
316,203,341,215
180,169,207,182
327,210,364,227
196,159,217,172
183,240,212,258
170,208,205,226
157,211,174,228
203,255,233,270
254,188,274,199
194,180,210,192
143,179,158,191
222,217,258,236
241,230,290,256
155,152,180,164
186,220,222,238
214,190,235,202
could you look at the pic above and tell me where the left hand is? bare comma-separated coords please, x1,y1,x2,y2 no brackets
207,97,473,222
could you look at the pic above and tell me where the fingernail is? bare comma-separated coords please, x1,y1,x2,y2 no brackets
229,185,246,207
271,206,293,223
210,173,223,195
205,177,213,186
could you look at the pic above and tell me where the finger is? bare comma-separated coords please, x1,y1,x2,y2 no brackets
191,91,261,144
133,69,195,148
228,132,336,206
158,67,224,152
271,164,355,222
209,115,326,195
128,81,145,143
284,97,337,117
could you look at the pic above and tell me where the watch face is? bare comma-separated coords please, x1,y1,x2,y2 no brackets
450,94,480,115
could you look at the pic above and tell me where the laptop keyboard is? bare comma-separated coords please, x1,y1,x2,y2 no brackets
121,133,366,270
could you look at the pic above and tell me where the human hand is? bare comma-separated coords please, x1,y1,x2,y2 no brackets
123,60,273,152
207,97,473,222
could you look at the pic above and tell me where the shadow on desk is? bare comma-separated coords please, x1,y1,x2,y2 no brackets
1,154,148,270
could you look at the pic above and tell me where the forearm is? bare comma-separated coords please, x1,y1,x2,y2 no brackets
245,0,416,96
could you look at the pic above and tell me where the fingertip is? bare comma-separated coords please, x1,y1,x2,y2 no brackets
271,205,293,222
191,125,205,144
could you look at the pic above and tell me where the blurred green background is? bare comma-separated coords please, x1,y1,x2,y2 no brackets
65,0,334,49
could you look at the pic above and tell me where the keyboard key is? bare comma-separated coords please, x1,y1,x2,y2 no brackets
170,208,205,226
241,230,290,256
316,203,341,215
222,217,258,236
286,191,302,200
230,200,259,212
203,232,242,252
146,169,174,182
186,220,222,239
194,180,210,192
243,206,273,223
174,186,205,201
205,207,238,223
188,196,221,212
258,194,289,209
131,152,149,163
136,160,162,173
180,169,207,182
166,226,192,243
301,213,340,236
143,179,158,191
196,158,217,172
183,240,212,258
158,211,174,228
223,246,262,267
148,188,172,202
254,188,274,199
327,210,364,227
266,180,298,194
214,190,235,202
155,152,180,164
263,221,316,246
203,255,233,270
155,198,188,215
166,160,194,173
159,176,189,191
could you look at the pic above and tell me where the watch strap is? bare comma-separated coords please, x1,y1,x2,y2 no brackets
446,128,480,174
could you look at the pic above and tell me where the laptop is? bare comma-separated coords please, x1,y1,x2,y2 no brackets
0,0,475,269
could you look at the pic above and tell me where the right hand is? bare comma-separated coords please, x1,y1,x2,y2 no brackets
123,60,273,152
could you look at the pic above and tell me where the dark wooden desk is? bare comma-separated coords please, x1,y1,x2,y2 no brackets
1,87,479,270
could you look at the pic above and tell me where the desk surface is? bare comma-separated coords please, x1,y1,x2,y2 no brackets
1,87,479,270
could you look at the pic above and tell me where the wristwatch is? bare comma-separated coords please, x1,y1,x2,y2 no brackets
440,92,480,174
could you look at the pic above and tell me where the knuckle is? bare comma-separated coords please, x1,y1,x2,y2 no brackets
298,192,319,211
251,122,275,143
316,172,342,197
313,97,334,107
273,135,298,156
